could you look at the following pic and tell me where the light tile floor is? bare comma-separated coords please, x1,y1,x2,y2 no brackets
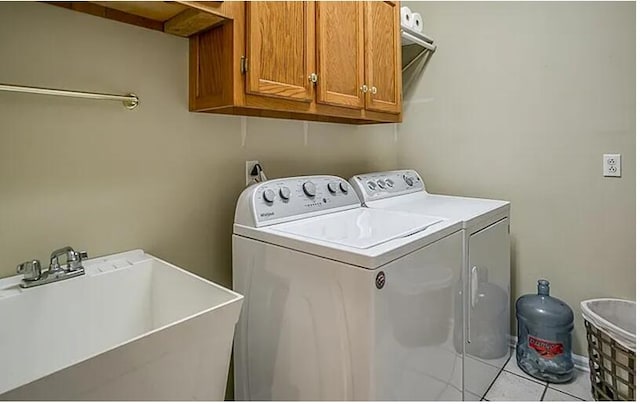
482,351,594,401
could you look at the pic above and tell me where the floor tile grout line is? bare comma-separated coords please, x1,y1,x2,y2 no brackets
540,384,549,401
546,384,589,401
503,367,547,386
500,354,511,372
485,370,548,402
503,350,548,386
481,369,506,400
481,354,513,400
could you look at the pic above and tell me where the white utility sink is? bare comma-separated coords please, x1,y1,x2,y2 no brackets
0,249,243,400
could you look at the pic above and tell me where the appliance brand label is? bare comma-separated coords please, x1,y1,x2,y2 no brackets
375,272,385,289
259,212,275,218
528,335,564,358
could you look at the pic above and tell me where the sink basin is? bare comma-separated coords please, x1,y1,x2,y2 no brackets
0,249,243,400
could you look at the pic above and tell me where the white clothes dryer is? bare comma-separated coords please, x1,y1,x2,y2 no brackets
233,175,466,400
349,170,511,400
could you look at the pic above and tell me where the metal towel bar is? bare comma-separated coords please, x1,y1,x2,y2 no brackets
0,83,139,109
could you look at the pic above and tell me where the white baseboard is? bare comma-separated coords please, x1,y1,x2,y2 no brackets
509,335,590,372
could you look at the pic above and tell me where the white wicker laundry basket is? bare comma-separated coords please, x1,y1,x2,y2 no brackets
581,299,635,401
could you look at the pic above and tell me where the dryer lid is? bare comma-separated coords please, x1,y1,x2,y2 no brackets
270,207,442,249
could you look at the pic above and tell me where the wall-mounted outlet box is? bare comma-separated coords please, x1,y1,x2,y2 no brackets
246,160,260,186
603,154,621,177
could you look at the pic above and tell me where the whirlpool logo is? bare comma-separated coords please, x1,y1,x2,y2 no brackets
260,212,275,218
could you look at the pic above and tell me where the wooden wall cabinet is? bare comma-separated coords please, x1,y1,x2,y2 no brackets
246,2,315,102
364,1,402,114
316,1,364,110
190,1,402,124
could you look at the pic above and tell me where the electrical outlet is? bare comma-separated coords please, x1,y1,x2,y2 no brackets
246,160,260,186
603,154,621,177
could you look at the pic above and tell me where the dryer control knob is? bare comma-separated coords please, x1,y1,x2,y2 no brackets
385,178,395,188
403,175,414,186
262,189,276,203
303,181,316,197
279,186,291,200
327,182,338,194
367,181,377,191
377,179,387,189
339,182,349,193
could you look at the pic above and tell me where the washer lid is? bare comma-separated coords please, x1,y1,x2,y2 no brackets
366,192,509,231
270,208,442,249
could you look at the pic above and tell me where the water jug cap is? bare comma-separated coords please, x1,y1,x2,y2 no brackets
537,279,550,296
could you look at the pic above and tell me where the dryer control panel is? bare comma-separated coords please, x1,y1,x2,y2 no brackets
235,176,361,227
349,170,426,203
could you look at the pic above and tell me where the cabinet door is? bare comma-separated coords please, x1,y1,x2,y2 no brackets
364,1,402,113
246,2,315,102
316,2,364,109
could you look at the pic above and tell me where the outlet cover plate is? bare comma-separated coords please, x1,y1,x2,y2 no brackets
603,154,621,177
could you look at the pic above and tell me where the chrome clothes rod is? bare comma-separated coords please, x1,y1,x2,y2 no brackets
0,83,139,109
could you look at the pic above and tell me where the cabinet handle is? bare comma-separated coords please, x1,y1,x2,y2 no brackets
359,85,368,93
308,73,318,84
240,56,248,74
370,86,378,95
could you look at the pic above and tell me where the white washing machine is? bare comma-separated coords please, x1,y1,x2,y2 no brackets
349,170,511,401
232,175,467,400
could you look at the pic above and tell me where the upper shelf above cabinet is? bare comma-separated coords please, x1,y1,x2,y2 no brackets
402,27,436,50
400,25,436,72
45,1,232,37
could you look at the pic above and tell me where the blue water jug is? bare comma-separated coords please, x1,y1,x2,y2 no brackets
516,279,574,383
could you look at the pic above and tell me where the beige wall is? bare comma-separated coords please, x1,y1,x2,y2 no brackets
399,1,635,355
0,1,635,361
0,2,397,287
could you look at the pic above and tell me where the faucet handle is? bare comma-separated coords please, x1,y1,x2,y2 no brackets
49,246,88,272
17,260,42,281
69,250,88,271
49,246,73,272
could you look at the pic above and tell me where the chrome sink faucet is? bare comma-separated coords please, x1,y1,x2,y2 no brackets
16,246,88,288
49,246,88,273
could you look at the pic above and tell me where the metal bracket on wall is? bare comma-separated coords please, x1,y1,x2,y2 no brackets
0,83,139,109
402,48,431,73
401,27,437,90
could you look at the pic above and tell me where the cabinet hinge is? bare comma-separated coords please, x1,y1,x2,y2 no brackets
240,56,248,74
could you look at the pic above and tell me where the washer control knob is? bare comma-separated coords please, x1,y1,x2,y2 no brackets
327,182,338,194
385,178,394,188
377,179,386,189
303,181,316,197
339,182,349,193
279,186,291,200
403,175,414,186
367,181,377,191
262,189,276,203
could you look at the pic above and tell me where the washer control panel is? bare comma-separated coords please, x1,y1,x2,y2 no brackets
349,170,425,203
242,176,360,227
